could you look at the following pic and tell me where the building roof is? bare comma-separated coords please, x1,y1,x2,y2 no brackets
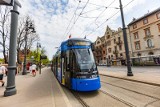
128,7,160,26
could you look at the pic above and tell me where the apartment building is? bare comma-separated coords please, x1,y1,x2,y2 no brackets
128,8,160,64
94,34,107,65
94,8,160,66
94,26,131,65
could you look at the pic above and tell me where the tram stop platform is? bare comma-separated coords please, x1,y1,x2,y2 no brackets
0,67,160,107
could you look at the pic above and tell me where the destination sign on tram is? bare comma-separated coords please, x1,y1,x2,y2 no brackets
73,41,90,46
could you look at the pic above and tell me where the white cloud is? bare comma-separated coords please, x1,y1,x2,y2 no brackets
1,0,159,59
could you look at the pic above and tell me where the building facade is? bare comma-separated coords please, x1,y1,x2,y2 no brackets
94,26,131,66
94,8,160,66
128,8,160,65
94,35,107,65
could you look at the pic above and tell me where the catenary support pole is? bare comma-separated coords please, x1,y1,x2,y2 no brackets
119,0,133,76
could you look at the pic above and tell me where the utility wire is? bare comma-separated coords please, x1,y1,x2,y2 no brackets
80,0,117,37
80,6,103,15
85,0,135,37
95,0,116,24
86,10,119,36
79,15,98,18
80,0,118,9
64,0,89,39
62,0,81,39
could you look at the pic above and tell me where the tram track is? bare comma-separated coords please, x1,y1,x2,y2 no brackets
99,89,136,107
101,80,160,100
99,74,160,87
71,91,90,107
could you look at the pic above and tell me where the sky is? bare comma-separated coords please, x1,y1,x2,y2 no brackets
1,0,160,60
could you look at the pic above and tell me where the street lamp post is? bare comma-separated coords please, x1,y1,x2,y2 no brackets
22,21,28,75
37,42,41,73
0,0,22,96
119,0,133,76
22,21,36,75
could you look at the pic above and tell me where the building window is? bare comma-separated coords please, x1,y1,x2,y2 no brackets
144,28,151,37
133,24,137,29
108,55,110,59
119,45,122,50
103,51,105,54
135,41,140,50
156,12,160,19
137,52,141,57
108,48,111,53
148,52,154,55
147,39,153,48
107,41,111,46
107,35,110,39
120,53,123,57
114,46,117,50
133,32,139,39
97,41,100,44
114,39,116,44
118,37,120,41
143,18,148,24
158,23,160,32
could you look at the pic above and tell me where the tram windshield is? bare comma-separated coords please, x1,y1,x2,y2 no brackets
75,48,96,70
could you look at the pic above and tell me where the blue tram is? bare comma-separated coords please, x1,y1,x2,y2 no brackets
51,38,101,91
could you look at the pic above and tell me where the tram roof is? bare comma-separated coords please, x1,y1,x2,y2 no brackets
61,38,91,45
53,38,92,58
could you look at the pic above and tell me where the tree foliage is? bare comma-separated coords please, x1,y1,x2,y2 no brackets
17,16,40,64
28,47,49,65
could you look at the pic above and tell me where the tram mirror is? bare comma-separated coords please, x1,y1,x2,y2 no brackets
91,43,95,51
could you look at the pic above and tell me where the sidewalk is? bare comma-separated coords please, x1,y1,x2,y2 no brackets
99,67,160,86
0,68,72,107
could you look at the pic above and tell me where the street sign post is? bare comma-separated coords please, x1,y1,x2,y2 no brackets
0,0,14,6
40,55,47,59
39,55,47,74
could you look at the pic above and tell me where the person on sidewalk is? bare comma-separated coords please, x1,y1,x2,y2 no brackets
31,63,37,77
0,64,6,86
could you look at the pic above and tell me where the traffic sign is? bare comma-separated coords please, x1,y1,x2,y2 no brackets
40,55,47,59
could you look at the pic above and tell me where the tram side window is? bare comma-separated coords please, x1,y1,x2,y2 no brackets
56,57,58,72
69,51,73,70
72,52,77,72
58,55,60,68
66,50,70,71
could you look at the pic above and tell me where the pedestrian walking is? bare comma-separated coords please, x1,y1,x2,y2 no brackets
0,64,6,87
31,63,37,77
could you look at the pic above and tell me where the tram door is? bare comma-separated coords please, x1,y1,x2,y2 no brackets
55,57,58,78
65,50,71,89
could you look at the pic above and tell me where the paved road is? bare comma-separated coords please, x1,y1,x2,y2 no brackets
98,66,160,73
100,75,160,107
